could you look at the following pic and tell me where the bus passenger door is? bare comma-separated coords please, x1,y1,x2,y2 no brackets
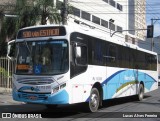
70,42,88,78
70,33,88,103
70,42,88,103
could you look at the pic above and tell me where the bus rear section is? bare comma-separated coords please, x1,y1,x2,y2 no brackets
69,31,158,112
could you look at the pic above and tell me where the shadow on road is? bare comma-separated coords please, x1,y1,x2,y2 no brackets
0,95,151,118
0,103,90,118
102,95,151,108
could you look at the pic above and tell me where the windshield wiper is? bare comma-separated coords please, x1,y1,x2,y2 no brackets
23,40,31,54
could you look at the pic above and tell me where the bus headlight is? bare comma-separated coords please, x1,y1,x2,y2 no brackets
60,83,66,89
51,83,66,94
52,86,59,94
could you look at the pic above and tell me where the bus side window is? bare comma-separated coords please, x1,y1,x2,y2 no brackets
94,41,104,65
107,44,117,66
147,54,157,71
75,44,88,66
70,42,88,78
145,54,150,70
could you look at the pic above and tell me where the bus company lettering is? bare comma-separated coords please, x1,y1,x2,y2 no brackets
23,29,59,38
124,75,135,81
36,85,51,90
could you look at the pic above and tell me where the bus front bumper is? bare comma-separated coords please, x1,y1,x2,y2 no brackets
12,89,69,104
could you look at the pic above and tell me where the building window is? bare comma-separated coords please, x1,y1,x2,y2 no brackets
101,19,108,28
117,26,123,33
82,11,90,21
109,0,116,7
109,22,115,31
72,7,80,17
117,3,123,11
92,15,100,25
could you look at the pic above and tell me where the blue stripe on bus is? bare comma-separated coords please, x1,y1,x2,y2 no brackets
101,70,125,85
86,70,157,102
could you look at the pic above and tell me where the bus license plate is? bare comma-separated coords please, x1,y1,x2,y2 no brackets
28,95,38,100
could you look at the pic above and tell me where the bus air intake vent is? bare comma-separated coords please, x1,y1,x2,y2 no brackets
17,78,54,85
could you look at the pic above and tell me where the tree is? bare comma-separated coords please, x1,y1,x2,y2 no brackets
15,0,61,27
15,0,38,28
0,0,62,56
33,0,61,25
0,8,17,57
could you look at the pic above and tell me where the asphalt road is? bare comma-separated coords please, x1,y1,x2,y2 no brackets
0,87,160,121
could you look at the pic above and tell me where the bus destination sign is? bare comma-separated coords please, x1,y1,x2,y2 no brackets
17,26,66,39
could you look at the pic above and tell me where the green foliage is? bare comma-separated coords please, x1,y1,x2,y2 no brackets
15,0,38,28
0,0,62,53
0,16,17,57
0,67,11,77
15,0,61,26
0,17,17,38
33,0,61,25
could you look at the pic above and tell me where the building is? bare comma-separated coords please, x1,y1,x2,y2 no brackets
57,0,147,44
64,0,127,42
128,0,146,41
134,0,146,40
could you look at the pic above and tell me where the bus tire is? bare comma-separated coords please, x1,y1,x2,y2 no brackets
137,84,144,101
89,88,100,112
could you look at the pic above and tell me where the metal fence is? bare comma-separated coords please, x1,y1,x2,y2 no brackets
0,57,14,93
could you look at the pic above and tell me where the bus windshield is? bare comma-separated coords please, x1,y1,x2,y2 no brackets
16,39,69,75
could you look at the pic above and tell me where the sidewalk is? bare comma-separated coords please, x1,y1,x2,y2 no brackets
0,93,21,105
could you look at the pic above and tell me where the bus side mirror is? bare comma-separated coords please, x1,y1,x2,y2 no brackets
75,46,82,58
75,44,87,66
7,40,16,60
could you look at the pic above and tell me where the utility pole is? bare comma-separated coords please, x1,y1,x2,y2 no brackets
151,19,160,51
62,0,68,25
151,19,154,51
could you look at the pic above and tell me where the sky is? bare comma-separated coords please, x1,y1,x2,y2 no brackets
146,0,160,37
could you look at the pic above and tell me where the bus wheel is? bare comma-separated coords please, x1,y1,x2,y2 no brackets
138,84,144,101
45,104,58,109
89,88,100,112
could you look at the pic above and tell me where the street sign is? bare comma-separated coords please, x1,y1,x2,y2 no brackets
147,25,154,38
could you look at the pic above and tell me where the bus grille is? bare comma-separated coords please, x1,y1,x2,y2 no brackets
19,92,49,100
17,78,54,85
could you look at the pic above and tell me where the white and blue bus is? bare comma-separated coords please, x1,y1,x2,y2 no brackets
9,24,158,112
